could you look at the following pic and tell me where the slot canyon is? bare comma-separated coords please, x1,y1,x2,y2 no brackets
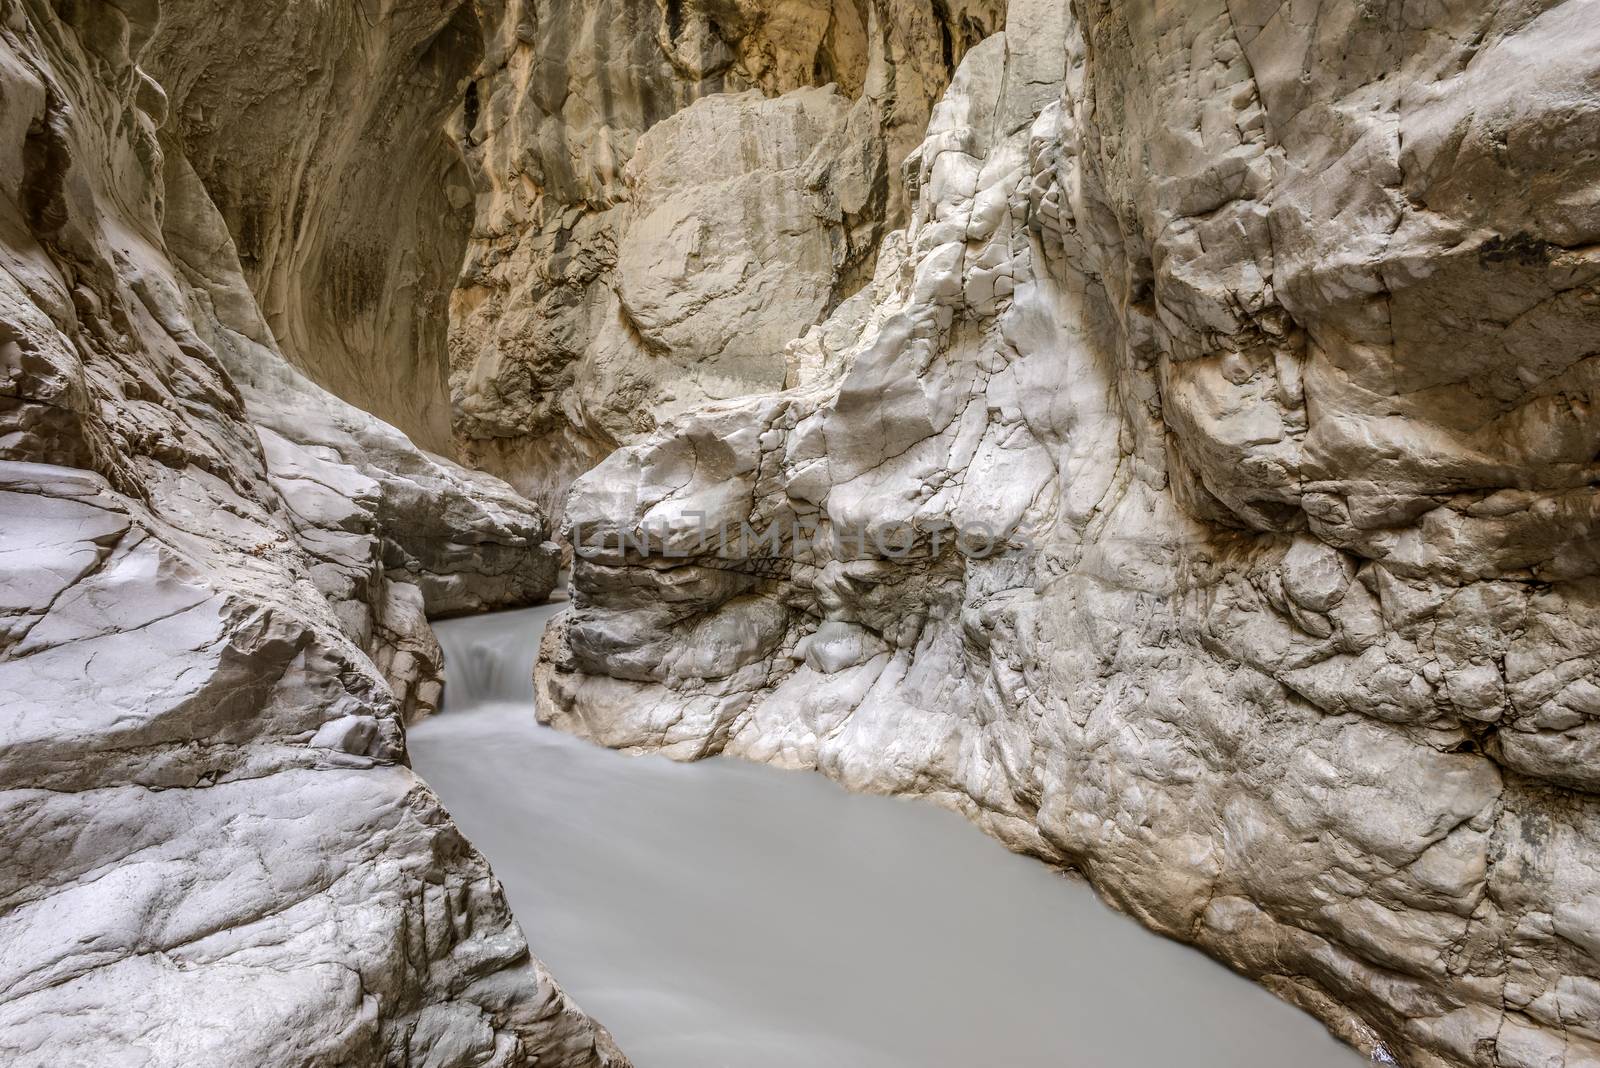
2,1,1599,1065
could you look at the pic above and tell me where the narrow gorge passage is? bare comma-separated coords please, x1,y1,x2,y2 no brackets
415,607,1368,1068
8,0,1599,1064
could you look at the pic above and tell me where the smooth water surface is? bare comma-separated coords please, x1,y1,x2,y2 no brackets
409,604,1368,1068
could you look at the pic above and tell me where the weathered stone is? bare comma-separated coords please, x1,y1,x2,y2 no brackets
146,0,482,455
0,2,603,1065
539,3,1600,1065
8,0,1600,1064
448,0,1004,517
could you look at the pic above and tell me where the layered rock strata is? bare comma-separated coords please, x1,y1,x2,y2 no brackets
539,2,1600,1065
0,1,604,1064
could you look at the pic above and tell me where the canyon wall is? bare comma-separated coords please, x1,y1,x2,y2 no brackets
142,0,1010,518
5,0,1599,1064
147,0,481,455
539,1,1600,1065
449,0,1005,515
0,0,604,1064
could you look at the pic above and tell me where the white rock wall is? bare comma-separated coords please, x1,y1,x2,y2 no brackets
0,1,604,1064
539,2,1600,1065
142,0,1010,521
449,0,1005,517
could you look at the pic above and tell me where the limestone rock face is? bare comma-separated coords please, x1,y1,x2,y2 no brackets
449,0,1004,516
146,0,481,455
144,0,1006,518
540,1,1600,1064
0,1,599,1065
585,85,880,439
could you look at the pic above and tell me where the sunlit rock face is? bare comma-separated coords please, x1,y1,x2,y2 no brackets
540,0,1600,1064
448,0,1005,516
0,1,599,1064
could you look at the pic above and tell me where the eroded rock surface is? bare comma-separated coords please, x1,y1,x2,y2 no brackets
0,1,600,1064
540,2,1600,1065
147,0,482,455
449,0,1005,515
144,0,1007,518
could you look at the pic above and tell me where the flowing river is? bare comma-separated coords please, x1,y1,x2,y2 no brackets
410,603,1369,1068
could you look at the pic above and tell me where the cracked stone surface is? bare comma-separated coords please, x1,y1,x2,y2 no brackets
0,1,606,1064
5,0,1600,1064
539,1,1600,1065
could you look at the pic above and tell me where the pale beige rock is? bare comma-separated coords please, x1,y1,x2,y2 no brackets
146,0,1005,520
147,0,480,455
540,2,1600,1065
7,0,1600,1064
449,0,1004,517
579,85,882,442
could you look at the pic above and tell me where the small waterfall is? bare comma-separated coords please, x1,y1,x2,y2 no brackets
433,603,561,712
